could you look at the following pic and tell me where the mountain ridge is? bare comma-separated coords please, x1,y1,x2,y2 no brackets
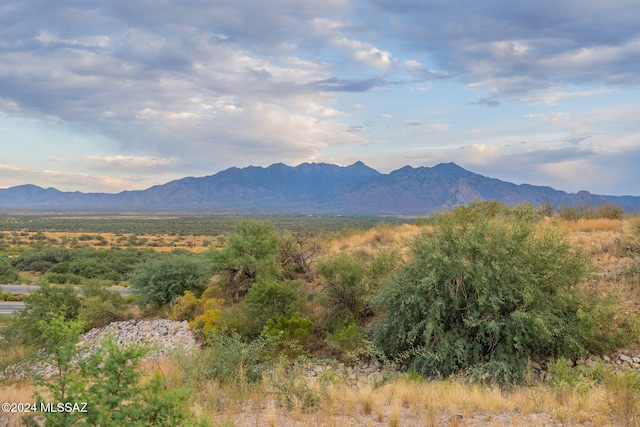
1,162,638,214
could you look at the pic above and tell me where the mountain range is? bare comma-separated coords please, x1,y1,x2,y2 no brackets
1,162,639,214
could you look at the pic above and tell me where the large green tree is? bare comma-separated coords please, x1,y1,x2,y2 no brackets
373,214,591,385
209,220,283,299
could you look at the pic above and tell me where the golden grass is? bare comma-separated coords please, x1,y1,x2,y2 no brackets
323,223,424,259
3,365,635,427
556,218,624,233
189,372,640,426
0,230,220,253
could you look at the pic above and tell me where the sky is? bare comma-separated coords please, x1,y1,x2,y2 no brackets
1,0,639,196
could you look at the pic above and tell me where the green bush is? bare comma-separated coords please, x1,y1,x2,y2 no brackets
263,313,314,345
38,272,84,285
0,257,20,283
178,330,277,386
78,280,129,330
130,254,210,307
208,220,283,300
245,278,305,330
557,203,624,221
578,293,640,354
12,247,71,272
25,316,206,427
597,203,624,219
326,321,363,353
373,214,591,385
9,284,81,345
317,254,367,327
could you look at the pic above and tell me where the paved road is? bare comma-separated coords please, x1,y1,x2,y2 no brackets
0,301,25,315
0,285,133,315
1,284,133,295
0,285,40,294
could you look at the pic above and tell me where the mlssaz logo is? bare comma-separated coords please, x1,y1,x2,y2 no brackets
40,402,88,413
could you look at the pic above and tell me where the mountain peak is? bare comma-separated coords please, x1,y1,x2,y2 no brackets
432,162,465,172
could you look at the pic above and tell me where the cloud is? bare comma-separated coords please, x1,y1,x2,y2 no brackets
404,121,449,132
0,163,144,192
84,155,178,171
472,98,501,108
306,77,383,92
368,0,640,98
311,18,394,69
523,88,610,106
452,145,640,196
0,0,398,181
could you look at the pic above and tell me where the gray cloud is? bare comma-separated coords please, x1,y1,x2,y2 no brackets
367,0,640,98
0,0,383,178
306,77,383,92
456,145,640,196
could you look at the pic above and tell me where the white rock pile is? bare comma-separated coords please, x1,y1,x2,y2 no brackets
78,318,198,360
0,319,198,381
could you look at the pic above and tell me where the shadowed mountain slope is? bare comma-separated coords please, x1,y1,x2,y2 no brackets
1,162,638,214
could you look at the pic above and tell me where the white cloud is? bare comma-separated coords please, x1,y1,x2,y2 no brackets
312,18,393,69
0,163,144,192
523,88,610,106
85,155,177,169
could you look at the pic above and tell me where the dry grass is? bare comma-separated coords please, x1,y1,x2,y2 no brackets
4,363,638,427
0,230,221,253
323,223,424,260
0,344,28,375
195,372,639,426
556,218,624,233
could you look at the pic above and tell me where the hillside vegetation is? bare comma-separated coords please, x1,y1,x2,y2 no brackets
2,202,640,426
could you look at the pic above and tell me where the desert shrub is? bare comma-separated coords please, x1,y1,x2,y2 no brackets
12,247,71,272
0,291,20,301
263,313,313,344
557,205,581,221
557,203,624,221
208,220,283,300
38,272,84,285
189,298,224,338
326,321,363,353
0,257,20,283
245,278,305,330
265,359,329,411
25,316,206,427
317,254,367,327
367,249,402,286
216,301,258,337
190,308,221,337
598,203,624,219
373,214,591,385
48,261,70,273
578,293,640,354
280,230,319,279
172,290,203,321
178,330,277,386
9,284,81,345
78,280,129,330
448,200,502,222
502,203,543,222
130,254,210,307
